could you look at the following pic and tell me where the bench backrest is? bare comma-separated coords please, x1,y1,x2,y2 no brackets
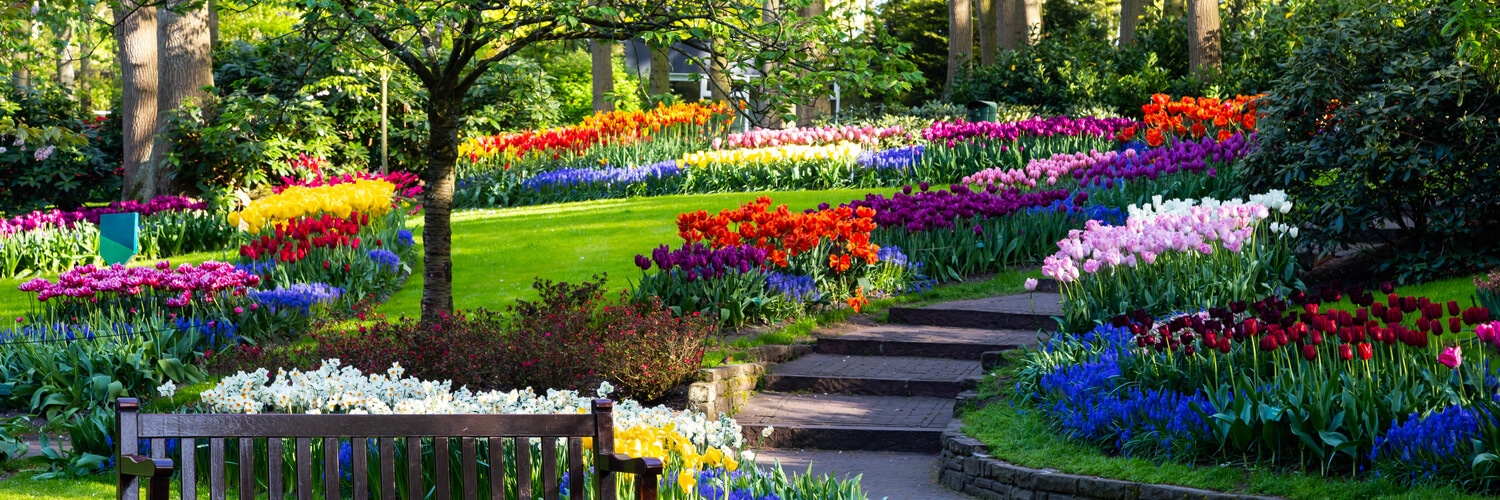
117,397,625,500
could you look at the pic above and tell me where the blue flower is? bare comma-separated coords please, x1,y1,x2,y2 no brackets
249,283,344,315
521,160,680,192
766,272,821,302
367,249,401,270
857,145,924,173
396,229,415,247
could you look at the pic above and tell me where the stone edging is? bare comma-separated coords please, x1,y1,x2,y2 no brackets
940,418,1281,500
687,344,812,417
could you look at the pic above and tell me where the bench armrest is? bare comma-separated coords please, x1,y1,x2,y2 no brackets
598,452,663,476
119,454,174,478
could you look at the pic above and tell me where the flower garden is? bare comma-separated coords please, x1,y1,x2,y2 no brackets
1,82,1498,499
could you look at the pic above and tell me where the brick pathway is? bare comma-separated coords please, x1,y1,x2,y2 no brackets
827,324,1041,347
919,292,1063,316
736,393,952,429
769,353,981,381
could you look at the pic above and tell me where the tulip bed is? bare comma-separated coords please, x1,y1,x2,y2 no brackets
0,196,234,279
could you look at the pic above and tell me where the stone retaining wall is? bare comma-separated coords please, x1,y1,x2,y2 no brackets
939,420,1279,500
688,344,811,416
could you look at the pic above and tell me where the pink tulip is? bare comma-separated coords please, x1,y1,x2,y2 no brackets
1438,345,1463,369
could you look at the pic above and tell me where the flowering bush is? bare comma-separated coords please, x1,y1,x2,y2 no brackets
1043,192,1300,331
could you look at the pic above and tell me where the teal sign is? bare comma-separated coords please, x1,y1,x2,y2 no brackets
98,212,140,265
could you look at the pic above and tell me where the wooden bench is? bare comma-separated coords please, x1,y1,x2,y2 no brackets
115,397,663,500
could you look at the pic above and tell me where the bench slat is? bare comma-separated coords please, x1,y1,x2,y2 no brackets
434,437,450,500
461,437,477,500
210,438,225,500
269,438,283,500
515,438,532,499
181,438,196,500
324,437,339,500
239,438,254,500
569,437,584,500
487,437,504,500
594,400,617,500
407,437,423,499
380,438,396,500
543,437,558,500
138,414,595,438
353,438,368,500
296,438,311,500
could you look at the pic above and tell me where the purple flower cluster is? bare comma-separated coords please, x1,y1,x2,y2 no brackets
845,184,1072,232
1075,133,1255,187
856,145,924,172
1370,405,1485,479
367,249,401,270
248,282,344,314
521,160,680,191
766,272,821,302
17,261,260,305
0,196,207,235
922,117,1139,144
635,243,768,282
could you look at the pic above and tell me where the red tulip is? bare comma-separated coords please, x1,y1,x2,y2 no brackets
1358,343,1373,360
1449,317,1462,334
1302,344,1318,361
1448,301,1461,316
1338,344,1353,361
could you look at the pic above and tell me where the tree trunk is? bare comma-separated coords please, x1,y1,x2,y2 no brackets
57,24,76,89
78,0,93,113
648,44,670,97
1119,0,1144,46
1164,0,1185,18
796,0,829,126
946,0,972,96
979,0,996,65
208,0,219,48
13,52,29,90
117,0,158,201
149,0,214,196
1021,0,1040,44
708,38,732,102
590,40,614,112
1186,0,1221,74
998,0,1038,49
420,92,461,322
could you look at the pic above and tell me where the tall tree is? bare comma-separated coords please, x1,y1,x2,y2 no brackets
56,22,75,87
978,0,996,64
946,0,971,95
590,40,615,111
1119,0,1143,45
998,0,1038,49
648,43,670,97
148,0,214,195
1185,0,1221,73
117,0,159,201
795,0,829,125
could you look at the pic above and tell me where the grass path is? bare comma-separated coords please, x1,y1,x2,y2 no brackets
376,189,893,318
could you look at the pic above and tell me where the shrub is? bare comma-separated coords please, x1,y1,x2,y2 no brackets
0,80,121,212
1243,2,1500,283
313,276,710,401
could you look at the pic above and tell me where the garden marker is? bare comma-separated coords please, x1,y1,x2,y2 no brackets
98,212,139,265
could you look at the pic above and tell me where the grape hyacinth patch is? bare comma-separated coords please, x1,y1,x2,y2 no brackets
248,283,344,315
766,272,821,302
367,249,401,270
521,160,680,191
856,145,924,173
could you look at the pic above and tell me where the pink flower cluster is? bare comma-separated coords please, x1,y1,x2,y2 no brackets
921,117,1139,144
963,149,1118,189
18,261,260,305
1042,202,1271,283
0,196,208,235
276,170,424,201
1477,322,1500,346
714,125,907,150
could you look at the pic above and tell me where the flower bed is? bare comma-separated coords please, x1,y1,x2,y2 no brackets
716,124,908,150
198,360,867,499
1016,284,1500,490
0,195,233,278
1043,192,1300,332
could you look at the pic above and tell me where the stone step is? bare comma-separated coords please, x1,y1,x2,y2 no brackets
888,292,1063,331
815,324,1041,360
760,353,983,398
736,392,952,454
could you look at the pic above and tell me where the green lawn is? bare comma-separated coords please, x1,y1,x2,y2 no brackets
376,189,894,318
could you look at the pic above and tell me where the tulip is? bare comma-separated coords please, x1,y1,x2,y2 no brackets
1302,344,1318,361
1437,345,1463,369
1025,278,1039,291
1338,344,1353,361
1358,343,1373,360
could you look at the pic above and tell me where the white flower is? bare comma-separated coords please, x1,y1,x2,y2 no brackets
1288,227,1299,238
156,381,177,399
0,147,7,154
596,381,614,398
761,426,775,438
33,145,53,161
